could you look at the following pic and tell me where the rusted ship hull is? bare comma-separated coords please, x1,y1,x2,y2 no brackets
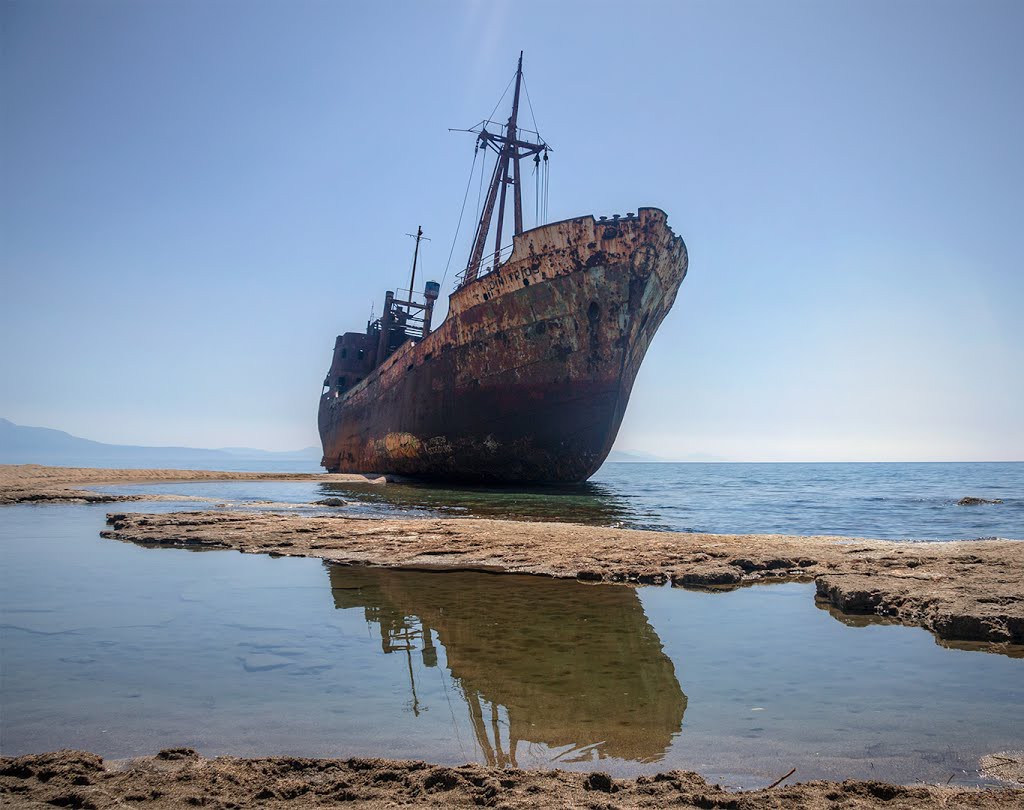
318,207,687,483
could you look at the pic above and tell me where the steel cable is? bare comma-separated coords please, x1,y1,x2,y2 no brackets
441,146,480,290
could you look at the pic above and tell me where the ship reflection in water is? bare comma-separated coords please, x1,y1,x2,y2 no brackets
328,566,686,766
317,479,670,531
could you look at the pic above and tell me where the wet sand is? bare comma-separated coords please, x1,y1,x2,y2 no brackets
2,749,1022,809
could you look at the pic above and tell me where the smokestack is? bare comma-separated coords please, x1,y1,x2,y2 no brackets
422,281,440,335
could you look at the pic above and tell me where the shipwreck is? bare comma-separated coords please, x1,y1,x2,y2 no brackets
319,54,688,483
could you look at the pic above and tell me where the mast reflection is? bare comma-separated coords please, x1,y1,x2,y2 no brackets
329,566,686,765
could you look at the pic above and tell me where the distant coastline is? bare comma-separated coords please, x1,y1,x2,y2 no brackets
1,417,706,467
0,417,320,467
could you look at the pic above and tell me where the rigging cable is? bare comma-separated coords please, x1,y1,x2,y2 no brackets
523,72,544,227
542,150,550,223
546,151,551,222
521,73,540,135
441,144,480,290
476,141,486,223
541,153,545,224
536,153,544,228
485,71,517,127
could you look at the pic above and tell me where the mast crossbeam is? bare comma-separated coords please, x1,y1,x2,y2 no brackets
460,52,549,287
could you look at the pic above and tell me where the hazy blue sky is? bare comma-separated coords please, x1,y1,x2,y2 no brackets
2,0,1022,460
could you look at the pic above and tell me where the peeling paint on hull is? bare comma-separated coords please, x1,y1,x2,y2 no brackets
318,207,688,483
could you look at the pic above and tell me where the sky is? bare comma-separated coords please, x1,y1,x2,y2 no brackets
2,0,1022,461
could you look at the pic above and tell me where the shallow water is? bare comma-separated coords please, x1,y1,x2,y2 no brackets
97,461,1024,540
2,504,1022,787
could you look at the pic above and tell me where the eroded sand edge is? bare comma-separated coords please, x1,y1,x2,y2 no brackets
1,749,1023,809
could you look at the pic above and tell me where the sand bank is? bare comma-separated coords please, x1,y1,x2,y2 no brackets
2,749,1022,809
0,464,384,505
101,508,1024,649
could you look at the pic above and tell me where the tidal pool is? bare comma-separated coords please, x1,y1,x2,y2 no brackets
1,503,1022,789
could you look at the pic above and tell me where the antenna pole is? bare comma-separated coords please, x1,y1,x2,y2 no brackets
511,52,524,236
408,225,423,299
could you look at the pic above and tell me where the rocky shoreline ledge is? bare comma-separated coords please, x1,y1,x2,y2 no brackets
101,509,1024,650
2,749,1023,809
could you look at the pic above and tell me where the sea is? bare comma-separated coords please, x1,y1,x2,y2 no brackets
2,460,1022,787
79,459,1024,541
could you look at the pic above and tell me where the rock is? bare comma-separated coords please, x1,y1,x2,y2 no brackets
156,748,198,761
816,576,885,613
314,498,348,507
959,497,1003,506
672,568,741,587
583,772,616,792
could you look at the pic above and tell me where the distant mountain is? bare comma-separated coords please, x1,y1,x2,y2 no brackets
675,452,729,462
605,449,666,462
217,446,322,459
0,418,320,466
605,448,729,463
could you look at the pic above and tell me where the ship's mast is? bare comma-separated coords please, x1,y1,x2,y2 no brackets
461,53,548,286
407,225,425,298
